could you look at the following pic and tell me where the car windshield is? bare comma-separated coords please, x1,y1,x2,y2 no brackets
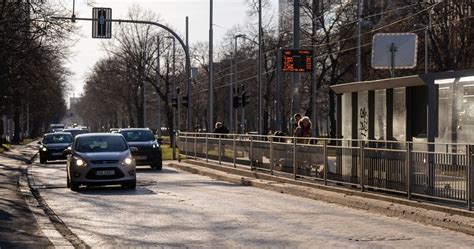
43,134,73,144
75,136,128,153
120,130,155,142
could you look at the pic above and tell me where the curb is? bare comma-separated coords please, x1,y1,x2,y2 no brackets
168,160,474,236
4,145,88,248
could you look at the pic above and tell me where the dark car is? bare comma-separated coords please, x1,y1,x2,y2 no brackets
38,132,74,163
119,128,162,170
63,128,90,138
65,133,137,191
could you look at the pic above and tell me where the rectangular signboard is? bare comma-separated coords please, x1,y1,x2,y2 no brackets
371,33,418,69
282,49,314,73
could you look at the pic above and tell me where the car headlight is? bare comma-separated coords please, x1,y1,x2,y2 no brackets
123,157,133,165
152,143,159,149
41,147,47,152
74,157,87,167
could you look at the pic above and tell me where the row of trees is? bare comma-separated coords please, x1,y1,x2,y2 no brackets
0,1,75,142
77,0,473,139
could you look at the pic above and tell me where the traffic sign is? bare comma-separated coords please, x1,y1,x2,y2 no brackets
92,8,112,39
281,49,313,73
371,33,418,69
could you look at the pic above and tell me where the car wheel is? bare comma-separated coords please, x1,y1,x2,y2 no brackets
40,156,47,164
66,176,70,188
151,162,162,171
70,182,80,191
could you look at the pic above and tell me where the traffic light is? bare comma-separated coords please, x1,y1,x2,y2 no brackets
242,91,250,107
92,8,112,39
171,96,178,108
182,95,188,107
233,95,241,108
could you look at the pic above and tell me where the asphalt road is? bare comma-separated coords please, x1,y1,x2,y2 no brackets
28,157,474,248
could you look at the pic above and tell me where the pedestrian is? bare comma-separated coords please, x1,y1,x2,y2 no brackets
293,113,302,132
294,116,313,144
214,122,229,134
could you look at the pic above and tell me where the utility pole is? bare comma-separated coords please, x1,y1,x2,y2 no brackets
229,40,234,133
258,0,263,135
311,0,319,138
156,36,161,135
186,16,193,132
357,0,362,82
209,0,214,132
291,0,301,132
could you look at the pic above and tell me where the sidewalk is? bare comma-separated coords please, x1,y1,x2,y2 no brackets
168,159,474,236
0,143,53,248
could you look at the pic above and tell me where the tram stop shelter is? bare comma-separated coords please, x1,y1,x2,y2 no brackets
331,69,474,148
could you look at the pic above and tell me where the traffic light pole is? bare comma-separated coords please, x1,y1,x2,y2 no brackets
51,15,192,160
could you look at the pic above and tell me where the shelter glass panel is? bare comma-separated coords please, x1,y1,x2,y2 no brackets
374,90,386,140
393,87,406,142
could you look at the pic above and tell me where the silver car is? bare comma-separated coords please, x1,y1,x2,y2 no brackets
66,133,137,191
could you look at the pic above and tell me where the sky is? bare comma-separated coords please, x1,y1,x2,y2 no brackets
60,0,279,98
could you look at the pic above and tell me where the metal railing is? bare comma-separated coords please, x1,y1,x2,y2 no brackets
177,132,473,210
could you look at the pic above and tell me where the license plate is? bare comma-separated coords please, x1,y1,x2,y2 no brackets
96,170,115,176
135,156,147,160
52,152,63,156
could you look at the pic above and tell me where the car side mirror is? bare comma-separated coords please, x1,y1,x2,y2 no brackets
157,138,163,145
130,147,138,152
37,141,42,145
63,148,72,155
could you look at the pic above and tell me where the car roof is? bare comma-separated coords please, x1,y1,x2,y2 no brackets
44,132,73,136
75,133,124,138
118,128,152,132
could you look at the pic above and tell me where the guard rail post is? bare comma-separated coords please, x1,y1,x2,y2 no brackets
177,132,181,162
205,135,209,162
218,136,222,165
233,134,236,168
360,140,365,192
293,137,297,180
250,136,254,170
466,145,472,210
407,142,412,200
323,139,328,185
270,136,274,175
194,135,197,159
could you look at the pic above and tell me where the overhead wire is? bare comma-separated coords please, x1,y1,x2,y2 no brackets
191,2,440,86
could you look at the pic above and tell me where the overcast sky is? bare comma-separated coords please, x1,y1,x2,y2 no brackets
61,0,278,98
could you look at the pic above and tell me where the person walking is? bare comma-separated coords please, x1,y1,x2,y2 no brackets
293,113,302,132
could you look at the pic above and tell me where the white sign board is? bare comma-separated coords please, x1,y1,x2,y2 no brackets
371,33,418,69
